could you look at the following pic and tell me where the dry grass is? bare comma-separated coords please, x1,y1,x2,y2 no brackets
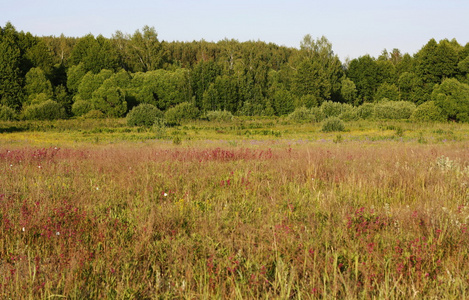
1,140,469,298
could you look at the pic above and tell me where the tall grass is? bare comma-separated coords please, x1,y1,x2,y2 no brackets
1,140,469,298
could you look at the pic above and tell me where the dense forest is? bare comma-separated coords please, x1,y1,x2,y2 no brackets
1,22,469,122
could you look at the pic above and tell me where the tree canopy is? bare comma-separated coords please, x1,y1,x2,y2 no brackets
1,22,469,122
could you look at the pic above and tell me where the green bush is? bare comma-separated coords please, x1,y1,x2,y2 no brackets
165,102,199,125
339,107,360,121
320,101,353,119
206,110,233,122
23,100,66,120
374,100,416,120
411,101,446,122
287,106,313,122
311,107,326,122
83,109,105,119
357,103,375,120
0,105,18,121
126,103,164,127
320,101,344,118
72,100,94,117
321,117,346,132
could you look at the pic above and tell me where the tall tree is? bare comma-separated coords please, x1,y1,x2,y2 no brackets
346,55,379,103
69,34,120,73
432,78,469,122
24,67,53,104
415,39,459,86
0,27,24,109
127,26,165,72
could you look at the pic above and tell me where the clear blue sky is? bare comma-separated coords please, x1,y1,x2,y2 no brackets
2,0,468,60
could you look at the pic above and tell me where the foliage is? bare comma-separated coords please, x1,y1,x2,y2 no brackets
374,82,399,101
71,100,93,117
91,86,127,118
339,106,360,121
287,106,313,122
24,67,53,104
0,36,24,109
357,103,375,120
22,100,66,120
321,116,345,132
432,78,469,122
272,89,295,116
341,77,358,104
126,103,164,127
0,104,17,120
82,109,105,119
296,94,319,108
164,101,200,125
374,100,416,120
320,100,353,118
3,22,469,123
310,106,326,122
411,101,446,122
205,110,233,122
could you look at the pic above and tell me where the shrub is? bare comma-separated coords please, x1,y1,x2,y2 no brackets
411,101,446,122
206,110,233,122
83,109,105,119
311,107,326,122
321,101,353,118
23,100,66,120
152,117,167,138
287,106,313,122
357,103,375,120
321,117,346,132
126,103,164,127
320,101,344,118
165,102,199,125
0,105,18,121
339,106,360,121
72,100,94,117
374,100,416,120
432,78,469,122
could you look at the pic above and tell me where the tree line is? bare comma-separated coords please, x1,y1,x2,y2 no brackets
1,22,469,122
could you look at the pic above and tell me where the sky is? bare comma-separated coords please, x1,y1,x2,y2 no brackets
2,0,469,61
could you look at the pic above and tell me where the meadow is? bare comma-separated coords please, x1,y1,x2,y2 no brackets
1,118,469,299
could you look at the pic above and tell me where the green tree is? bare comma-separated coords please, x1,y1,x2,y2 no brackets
66,63,87,94
398,72,427,104
213,75,238,113
297,35,343,101
292,59,331,101
374,83,399,101
415,39,459,87
114,26,166,72
347,55,380,103
24,67,53,104
69,34,120,73
273,89,295,116
191,59,221,108
432,78,469,122
340,77,358,104
0,36,24,109
132,69,191,110
92,86,127,117
75,69,113,102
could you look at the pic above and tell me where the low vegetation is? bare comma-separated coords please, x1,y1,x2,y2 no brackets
1,118,469,298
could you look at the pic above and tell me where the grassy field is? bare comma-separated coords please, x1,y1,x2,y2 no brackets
1,118,469,298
